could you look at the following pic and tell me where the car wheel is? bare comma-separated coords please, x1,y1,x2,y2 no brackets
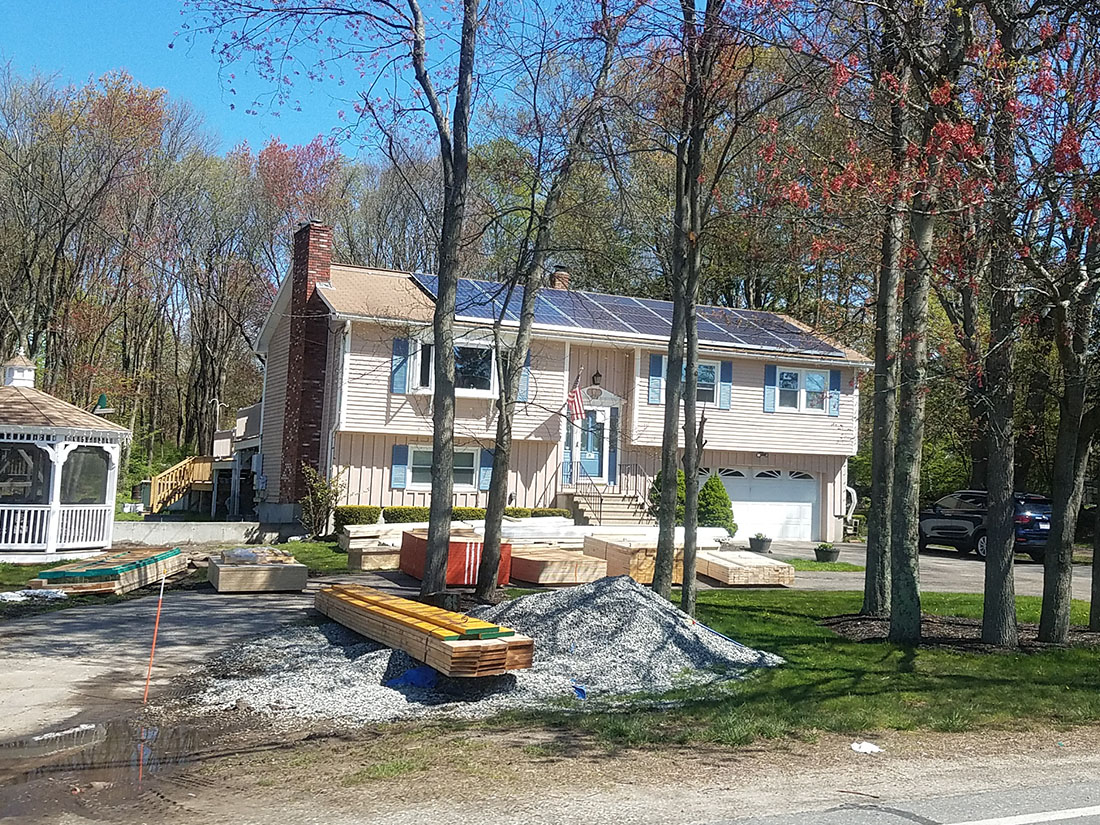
1028,551,1044,563
956,544,972,556
974,533,988,559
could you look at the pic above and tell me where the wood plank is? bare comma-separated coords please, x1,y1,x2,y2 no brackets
696,550,794,586
510,546,606,585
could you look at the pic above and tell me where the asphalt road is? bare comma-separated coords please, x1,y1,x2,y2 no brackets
735,782,1100,825
757,540,1095,600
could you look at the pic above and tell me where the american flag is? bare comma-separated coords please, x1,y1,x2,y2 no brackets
567,374,586,421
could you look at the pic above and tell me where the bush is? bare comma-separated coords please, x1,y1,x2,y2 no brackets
383,506,431,523
532,508,573,518
504,507,533,518
298,464,345,539
698,474,736,535
647,470,686,524
334,505,382,533
452,506,487,521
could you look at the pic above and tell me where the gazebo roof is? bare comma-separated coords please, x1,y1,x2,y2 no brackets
0,385,130,442
3,353,34,368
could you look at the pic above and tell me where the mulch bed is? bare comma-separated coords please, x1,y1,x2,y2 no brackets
822,613,1100,653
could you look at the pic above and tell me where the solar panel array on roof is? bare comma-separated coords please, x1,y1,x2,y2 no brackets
410,273,841,357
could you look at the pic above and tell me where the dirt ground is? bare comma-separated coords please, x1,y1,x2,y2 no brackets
823,612,1100,652
7,710,1100,825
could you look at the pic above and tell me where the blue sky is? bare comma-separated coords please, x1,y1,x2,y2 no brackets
0,0,347,153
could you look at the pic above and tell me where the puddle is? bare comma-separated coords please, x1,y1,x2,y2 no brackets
0,718,210,818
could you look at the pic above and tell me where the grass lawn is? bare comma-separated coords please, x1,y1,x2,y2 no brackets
0,561,66,591
285,540,349,574
779,558,865,573
512,589,1100,747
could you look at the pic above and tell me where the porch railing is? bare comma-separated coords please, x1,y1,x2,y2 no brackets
0,505,49,550
149,455,214,513
572,465,604,525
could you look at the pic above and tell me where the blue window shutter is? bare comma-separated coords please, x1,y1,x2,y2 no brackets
390,338,409,394
763,365,777,413
828,369,841,417
648,354,664,405
561,418,573,484
390,444,408,489
718,361,733,410
479,448,494,491
607,408,619,485
517,349,532,402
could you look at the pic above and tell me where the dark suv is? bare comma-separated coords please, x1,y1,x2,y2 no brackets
918,490,1052,561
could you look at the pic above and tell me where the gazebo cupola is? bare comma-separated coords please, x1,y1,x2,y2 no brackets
0,354,131,562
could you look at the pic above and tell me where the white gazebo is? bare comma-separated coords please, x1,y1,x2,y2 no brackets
0,354,130,563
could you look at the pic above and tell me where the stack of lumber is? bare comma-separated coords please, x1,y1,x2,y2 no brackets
208,547,308,592
696,549,794,586
315,584,533,677
339,529,401,571
584,536,684,584
400,529,511,586
509,545,607,585
28,547,188,595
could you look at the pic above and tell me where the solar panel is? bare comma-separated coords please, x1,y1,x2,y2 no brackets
411,273,842,356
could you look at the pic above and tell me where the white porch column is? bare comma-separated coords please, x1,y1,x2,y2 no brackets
38,441,78,555
103,443,120,549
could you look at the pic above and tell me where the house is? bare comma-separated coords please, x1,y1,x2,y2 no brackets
0,354,130,562
255,221,870,542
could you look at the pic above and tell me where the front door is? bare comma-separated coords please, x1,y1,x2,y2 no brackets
578,410,605,480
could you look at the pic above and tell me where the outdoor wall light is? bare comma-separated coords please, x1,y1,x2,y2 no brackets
592,369,602,386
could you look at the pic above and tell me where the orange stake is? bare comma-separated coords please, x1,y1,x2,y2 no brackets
142,573,167,705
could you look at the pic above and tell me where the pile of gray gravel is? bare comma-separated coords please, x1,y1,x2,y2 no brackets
192,576,780,725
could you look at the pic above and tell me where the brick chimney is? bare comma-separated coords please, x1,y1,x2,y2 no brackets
550,269,571,290
280,221,333,503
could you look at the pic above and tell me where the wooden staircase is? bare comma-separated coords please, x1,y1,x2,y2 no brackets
574,491,654,526
149,455,214,513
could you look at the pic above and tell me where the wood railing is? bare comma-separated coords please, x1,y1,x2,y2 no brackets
149,455,214,513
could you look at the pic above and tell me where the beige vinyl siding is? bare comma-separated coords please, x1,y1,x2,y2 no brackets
630,350,859,456
259,312,291,502
332,432,561,509
342,322,564,442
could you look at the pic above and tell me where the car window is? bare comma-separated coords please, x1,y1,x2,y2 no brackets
935,495,960,510
956,494,986,511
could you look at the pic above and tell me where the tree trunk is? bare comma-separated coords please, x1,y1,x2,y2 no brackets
863,15,908,618
888,195,933,644
1039,369,1089,641
1090,452,1100,631
420,0,478,598
980,11,1019,647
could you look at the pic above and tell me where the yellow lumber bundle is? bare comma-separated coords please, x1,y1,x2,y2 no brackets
314,584,533,678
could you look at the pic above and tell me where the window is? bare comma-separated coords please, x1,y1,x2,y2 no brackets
665,359,720,403
409,446,477,489
0,445,49,505
455,345,492,391
804,371,827,411
776,368,827,412
719,469,745,478
755,469,782,479
417,343,433,389
697,362,717,404
778,370,800,409
789,471,814,480
412,340,495,395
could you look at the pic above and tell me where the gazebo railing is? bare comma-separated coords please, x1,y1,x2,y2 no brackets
0,505,50,550
0,503,112,551
58,504,113,548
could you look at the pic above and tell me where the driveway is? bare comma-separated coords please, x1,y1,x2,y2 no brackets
748,539,1095,599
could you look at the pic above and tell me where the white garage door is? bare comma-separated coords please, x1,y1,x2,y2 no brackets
710,468,819,541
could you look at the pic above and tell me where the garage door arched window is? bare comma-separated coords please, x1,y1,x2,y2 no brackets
789,471,814,480
718,469,745,478
755,469,782,479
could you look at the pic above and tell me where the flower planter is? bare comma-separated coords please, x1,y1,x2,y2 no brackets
749,537,772,554
814,546,840,563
